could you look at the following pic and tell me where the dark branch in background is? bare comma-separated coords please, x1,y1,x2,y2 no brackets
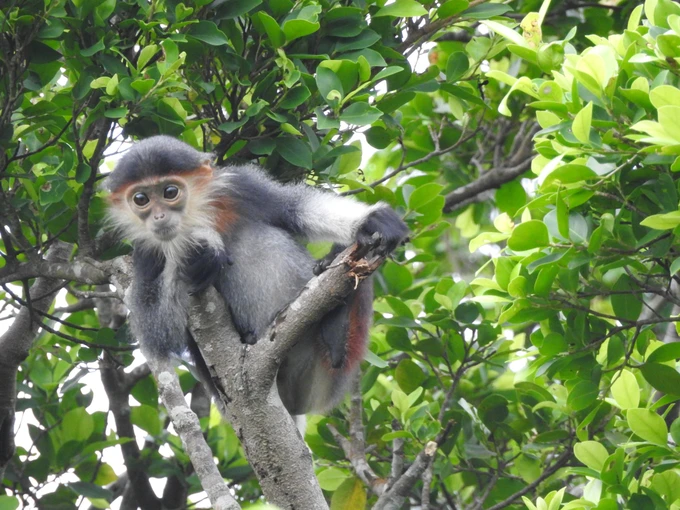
444,121,539,212
398,0,488,57
485,447,572,510
344,116,483,197
100,352,162,510
77,118,113,257
328,378,386,495
0,241,71,479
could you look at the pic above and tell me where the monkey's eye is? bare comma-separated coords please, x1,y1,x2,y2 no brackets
132,193,149,207
163,185,179,200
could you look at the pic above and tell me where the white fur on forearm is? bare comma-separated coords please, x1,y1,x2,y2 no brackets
299,192,387,244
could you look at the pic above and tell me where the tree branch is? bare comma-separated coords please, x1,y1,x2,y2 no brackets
185,244,393,509
0,241,71,479
485,448,572,510
149,357,240,510
443,156,533,213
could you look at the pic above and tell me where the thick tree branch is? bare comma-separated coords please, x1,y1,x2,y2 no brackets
186,244,392,509
0,257,111,287
149,357,240,510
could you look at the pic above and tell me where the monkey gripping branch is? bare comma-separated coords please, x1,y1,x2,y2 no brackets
109,241,436,510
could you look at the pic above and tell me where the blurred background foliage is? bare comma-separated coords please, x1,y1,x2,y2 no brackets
2,0,680,508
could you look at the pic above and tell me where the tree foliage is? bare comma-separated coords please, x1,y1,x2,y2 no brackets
2,0,680,509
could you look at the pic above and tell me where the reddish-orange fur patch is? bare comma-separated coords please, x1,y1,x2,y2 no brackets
211,197,239,233
345,293,370,373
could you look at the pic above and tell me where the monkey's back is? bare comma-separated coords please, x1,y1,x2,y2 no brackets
217,222,313,334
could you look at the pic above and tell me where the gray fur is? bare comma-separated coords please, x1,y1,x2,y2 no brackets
111,136,408,416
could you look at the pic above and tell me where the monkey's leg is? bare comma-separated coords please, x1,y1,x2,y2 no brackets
319,278,373,369
313,243,346,276
277,280,373,415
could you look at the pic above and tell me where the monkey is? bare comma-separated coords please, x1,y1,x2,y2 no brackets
105,135,408,416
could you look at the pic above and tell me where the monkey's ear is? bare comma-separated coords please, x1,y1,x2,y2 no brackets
200,153,215,166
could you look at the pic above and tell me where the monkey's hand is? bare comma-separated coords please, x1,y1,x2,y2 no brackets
356,207,409,256
133,247,166,282
182,243,233,295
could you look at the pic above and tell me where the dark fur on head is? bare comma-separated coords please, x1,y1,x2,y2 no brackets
105,136,212,193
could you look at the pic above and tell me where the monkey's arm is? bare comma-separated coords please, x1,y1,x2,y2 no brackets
129,247,190,357
231,167,409,253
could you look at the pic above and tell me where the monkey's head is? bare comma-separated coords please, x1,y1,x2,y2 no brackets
105,136,223,256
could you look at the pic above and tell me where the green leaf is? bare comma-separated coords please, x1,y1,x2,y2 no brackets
279,85,311,109
650,85,680,108
255,12,284,48
445,52,469,82
0,496,20,510
481,20,527,47
383,261,413,295
437,0,469,18
137,44,158,70
541,164,597,188
572,102,593,144
62,408,94,442
573,441,609,471
357,55,370,82
81,38,105,57
67,482,113,500
330,477,367,510
188,21,229,46
507,220,549,251
339,102,382,126
647,342,680,363
671,417,680,444
611,369,639,410
276,136,312,169
640,363,680,395
130,78,155,95
567,380,599,411
640,211,680,230
408,183,444,211
104,107,128,119
374,0,428,18
658,106,680,143
611,275,642,322
395,359,427,394
462,3,511,19
373,66,406,82
495,180,526,216
130,405,162,436
627,408,668,446
316,67,344,106
364,349,388,368
283,9,321,43
317,468,349,491
218,0,262,18
365,127,393,149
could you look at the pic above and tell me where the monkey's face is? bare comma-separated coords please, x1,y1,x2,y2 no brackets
127,178,188,241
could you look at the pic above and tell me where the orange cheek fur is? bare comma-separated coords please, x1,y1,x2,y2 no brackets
107,165,240,234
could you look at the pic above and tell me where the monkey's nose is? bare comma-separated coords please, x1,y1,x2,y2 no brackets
154,212,166,221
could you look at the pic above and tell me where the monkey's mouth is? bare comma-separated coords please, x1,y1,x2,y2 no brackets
153,227,178,241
